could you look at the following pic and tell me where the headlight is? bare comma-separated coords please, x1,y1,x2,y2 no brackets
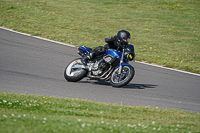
127,53,134,61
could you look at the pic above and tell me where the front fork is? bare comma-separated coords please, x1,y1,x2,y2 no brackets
118,49,125,75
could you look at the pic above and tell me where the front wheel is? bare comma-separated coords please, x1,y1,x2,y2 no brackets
110,65,135,87
64,58,87,82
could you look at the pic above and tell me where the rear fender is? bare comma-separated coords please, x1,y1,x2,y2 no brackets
78,46,92,54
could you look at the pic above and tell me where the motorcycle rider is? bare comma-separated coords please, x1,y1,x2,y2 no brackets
81,30,134,65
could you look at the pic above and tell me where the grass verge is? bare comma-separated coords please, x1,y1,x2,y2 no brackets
0,0,199,74
0,92,199,133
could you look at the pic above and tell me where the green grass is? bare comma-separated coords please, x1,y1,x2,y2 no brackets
0,0,199,74
0,92,199,133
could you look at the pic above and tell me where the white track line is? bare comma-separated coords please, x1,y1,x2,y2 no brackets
0,27,75,47
135,61,200,77
1,27,199,77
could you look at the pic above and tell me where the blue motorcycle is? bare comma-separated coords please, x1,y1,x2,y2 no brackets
64,44,135,87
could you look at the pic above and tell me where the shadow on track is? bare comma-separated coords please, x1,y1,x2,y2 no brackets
78,80,157,89
122,83,157,89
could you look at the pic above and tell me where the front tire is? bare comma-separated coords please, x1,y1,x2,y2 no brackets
110,65,135,87
64,58,87,82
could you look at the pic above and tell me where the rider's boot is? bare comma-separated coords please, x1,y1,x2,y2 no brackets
81,52,95,65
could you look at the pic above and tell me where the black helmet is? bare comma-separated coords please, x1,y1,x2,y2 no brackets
117,30,131,45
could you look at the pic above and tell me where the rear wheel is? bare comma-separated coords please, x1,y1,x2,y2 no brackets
110,65,134,87
64,58,87,82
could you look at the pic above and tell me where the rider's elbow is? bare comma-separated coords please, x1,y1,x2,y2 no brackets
105,36,115,43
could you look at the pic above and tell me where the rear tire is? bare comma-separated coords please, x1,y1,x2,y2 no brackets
110,65,134,87
64,58,87,82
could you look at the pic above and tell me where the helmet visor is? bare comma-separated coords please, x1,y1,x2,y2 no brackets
123,37,130,44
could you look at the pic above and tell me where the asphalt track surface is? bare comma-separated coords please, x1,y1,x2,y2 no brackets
0,28,200,113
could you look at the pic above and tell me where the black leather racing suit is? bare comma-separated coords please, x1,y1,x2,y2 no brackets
93,36,122,56
81,36,128,65
94,36,135,60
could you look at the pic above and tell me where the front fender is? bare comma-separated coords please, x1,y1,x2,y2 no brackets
115,63,132,68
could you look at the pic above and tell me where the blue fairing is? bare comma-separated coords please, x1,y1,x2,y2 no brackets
79,44,134,57
104,49,122,58
127,44,134,51
79,45,133,68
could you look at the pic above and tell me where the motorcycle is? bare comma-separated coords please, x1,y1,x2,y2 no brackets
64,44,135,87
